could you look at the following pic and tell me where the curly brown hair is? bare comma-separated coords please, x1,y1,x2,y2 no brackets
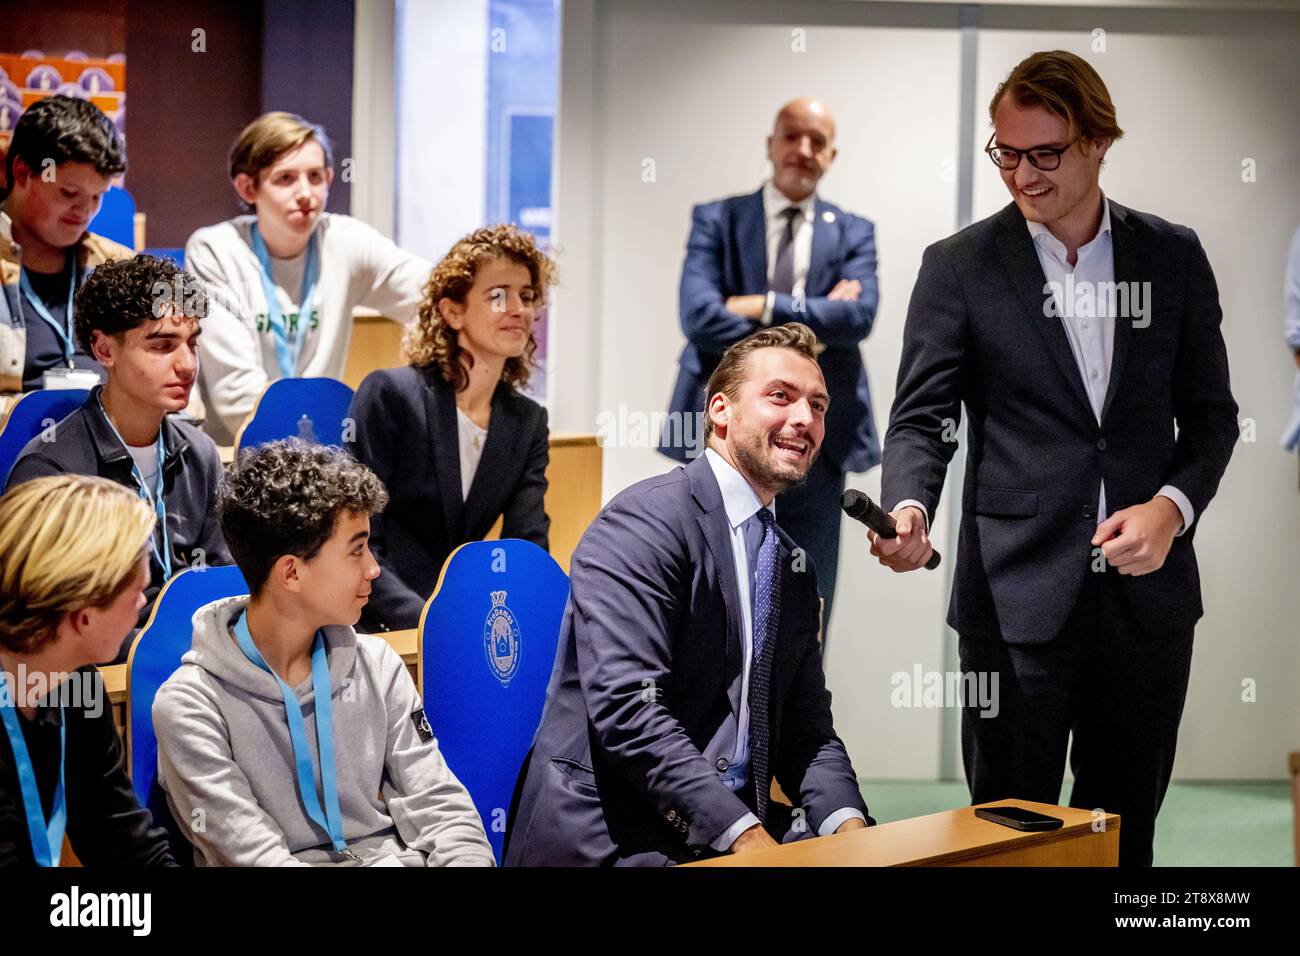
219,440,388,596
74,254,207,353
403,224,557,393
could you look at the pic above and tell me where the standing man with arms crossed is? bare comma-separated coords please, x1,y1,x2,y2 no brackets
660,98,880,651
870,52,1237,866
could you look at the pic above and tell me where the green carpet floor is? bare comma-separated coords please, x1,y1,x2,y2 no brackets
858,780,1293,866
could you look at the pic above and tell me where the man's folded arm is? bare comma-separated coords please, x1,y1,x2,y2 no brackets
571,500,753,850
679,205,759,353
769,216,880,347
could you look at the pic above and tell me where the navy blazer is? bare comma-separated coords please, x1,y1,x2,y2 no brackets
347,365,550,631
661,187,881,473
505,453,866,866
882,200,1238,645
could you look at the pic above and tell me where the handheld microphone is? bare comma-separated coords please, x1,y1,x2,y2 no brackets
840,489,942,571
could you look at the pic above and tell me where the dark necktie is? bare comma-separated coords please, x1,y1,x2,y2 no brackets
769,207,800,295
747,506,781,822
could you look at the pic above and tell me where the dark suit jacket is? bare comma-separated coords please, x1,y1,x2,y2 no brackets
504,452,866,866
347,365,550,631
662,187,881,473
882,200,1238,645
5,386,231,627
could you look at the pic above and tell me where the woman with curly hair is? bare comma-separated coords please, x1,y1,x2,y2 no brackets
347,224,553,632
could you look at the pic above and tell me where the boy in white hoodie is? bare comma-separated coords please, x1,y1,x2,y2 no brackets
185,112,431,443
153,440,493,866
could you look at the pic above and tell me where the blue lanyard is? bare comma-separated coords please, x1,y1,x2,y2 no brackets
97,396,171,579
0,671,66,867
249,225,319,379
18,261,76,364
233,611,357,860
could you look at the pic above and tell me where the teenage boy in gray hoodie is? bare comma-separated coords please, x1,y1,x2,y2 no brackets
153,440,494,866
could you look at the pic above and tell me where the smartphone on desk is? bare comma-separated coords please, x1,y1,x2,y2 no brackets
974,806,1063,832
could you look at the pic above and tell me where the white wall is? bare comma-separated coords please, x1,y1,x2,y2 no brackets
352,0,398,237
395,0,489,261
554,0,1300,780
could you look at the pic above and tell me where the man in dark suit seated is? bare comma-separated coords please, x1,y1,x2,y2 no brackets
869,51,1238,867
508,323,869,866
659,97,880,654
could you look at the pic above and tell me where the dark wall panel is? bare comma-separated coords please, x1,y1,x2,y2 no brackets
125,0,263,247
262,0,354,215
9,0,356,246
0,0,127,57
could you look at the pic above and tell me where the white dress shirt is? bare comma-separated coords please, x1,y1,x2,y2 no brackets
456,408,488,501
127,443,161,505
894,195,1194,536
705,448,865,851
760,179,817,325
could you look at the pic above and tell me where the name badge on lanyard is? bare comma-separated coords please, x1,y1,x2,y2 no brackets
19,261,77,365
233,611,360,862
97,396,172,580
0,672,67,866
250,225,320,380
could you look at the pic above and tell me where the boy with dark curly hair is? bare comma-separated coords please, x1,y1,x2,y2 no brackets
153,440,494,867
6,254,231,661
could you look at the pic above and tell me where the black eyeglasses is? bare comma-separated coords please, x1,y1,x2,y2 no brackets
984,133,1079,171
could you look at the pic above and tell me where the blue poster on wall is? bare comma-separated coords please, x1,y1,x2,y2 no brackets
486,0,555,232
486,0,557,403
507,111,553,239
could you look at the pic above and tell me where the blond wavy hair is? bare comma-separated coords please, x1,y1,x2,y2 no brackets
0,475,155,655
402,224,557,393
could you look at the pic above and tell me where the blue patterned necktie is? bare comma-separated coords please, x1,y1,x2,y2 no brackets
748,506,781,822
770,207,800,295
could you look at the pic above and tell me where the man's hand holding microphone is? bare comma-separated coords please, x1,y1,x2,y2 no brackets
867,506,935,572
840,491,940,573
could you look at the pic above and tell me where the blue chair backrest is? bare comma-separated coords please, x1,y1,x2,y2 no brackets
0,389,89,485
419,540,569,863
126,565,248,857
88,185,136,249
235,377,355,454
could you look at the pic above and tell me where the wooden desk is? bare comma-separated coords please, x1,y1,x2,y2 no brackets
685,799,1119,867
101,628,419,732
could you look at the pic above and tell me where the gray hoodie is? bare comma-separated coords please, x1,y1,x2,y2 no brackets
153,595,494,867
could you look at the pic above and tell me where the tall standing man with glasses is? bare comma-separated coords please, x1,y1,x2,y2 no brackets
660,98,881,655
869,51,1237,866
